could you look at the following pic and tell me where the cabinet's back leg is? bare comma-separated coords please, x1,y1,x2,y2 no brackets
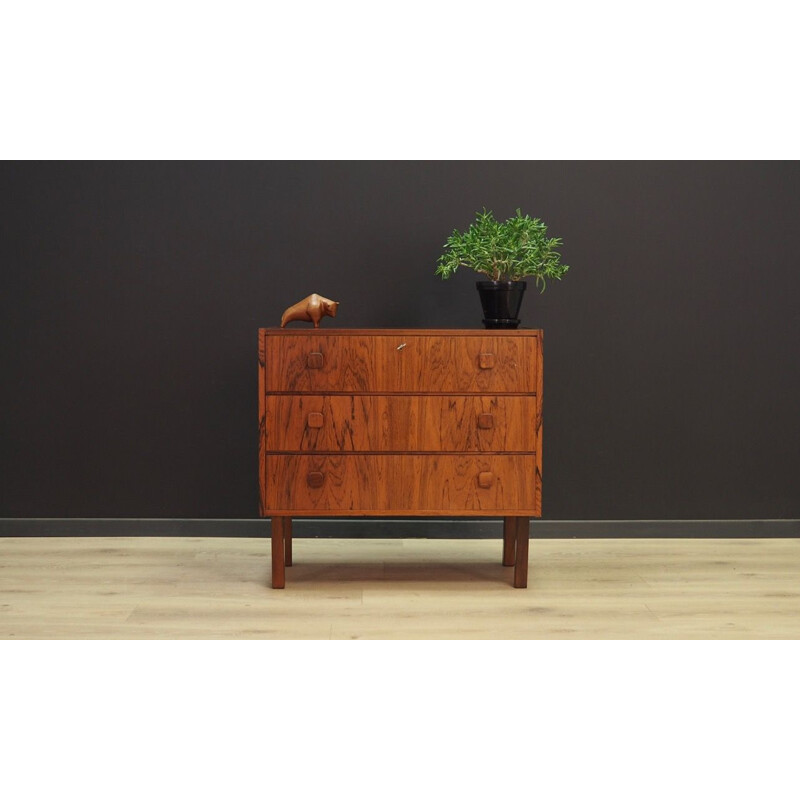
271,517,286,589
513,517,530,588
502,517,517,566
285,518,293,567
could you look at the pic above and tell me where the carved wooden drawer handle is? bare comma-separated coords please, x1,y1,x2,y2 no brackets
307,412,324,428
478,353,495,369
478,471,494,489
477,413,494,430
307,471,325,489
307,352,324,369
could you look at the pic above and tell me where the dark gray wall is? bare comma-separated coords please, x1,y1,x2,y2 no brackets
1,161,798,519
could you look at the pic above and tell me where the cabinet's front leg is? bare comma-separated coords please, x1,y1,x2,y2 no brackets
513,517,530,588
271,517,286,589
502,517,517,566
284,517,293,567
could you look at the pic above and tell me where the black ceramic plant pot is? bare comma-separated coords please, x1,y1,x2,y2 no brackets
477,281,527,329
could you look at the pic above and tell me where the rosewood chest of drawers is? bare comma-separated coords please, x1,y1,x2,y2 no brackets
258,328,543,588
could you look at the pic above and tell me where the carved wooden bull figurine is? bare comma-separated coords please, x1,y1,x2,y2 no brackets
280,293,339,328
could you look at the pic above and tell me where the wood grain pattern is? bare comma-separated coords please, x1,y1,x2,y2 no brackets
265,454,538,514
264,394,537,453
265,333,537,394
5,537,800,638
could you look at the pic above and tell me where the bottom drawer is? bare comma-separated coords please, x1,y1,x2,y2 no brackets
265,454,539,515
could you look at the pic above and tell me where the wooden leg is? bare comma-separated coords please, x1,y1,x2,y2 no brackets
513,517,530,588
271,517,286,589
284,517,293,567
502,517,517,566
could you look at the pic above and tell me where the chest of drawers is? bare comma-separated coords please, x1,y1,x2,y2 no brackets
258,328,542,588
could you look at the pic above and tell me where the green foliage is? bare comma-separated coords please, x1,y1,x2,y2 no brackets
435,208,570,291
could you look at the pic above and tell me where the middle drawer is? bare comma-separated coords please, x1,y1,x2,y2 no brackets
264,395,536,453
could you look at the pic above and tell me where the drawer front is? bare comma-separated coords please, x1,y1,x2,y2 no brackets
264,395,537,452
265,454,539,514
265,334,536,394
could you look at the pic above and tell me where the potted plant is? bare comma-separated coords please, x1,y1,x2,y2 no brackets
435,208,570,328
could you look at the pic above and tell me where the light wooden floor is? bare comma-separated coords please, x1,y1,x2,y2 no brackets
1,536,799,639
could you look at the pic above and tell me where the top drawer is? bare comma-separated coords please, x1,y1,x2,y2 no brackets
263,332,539,394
